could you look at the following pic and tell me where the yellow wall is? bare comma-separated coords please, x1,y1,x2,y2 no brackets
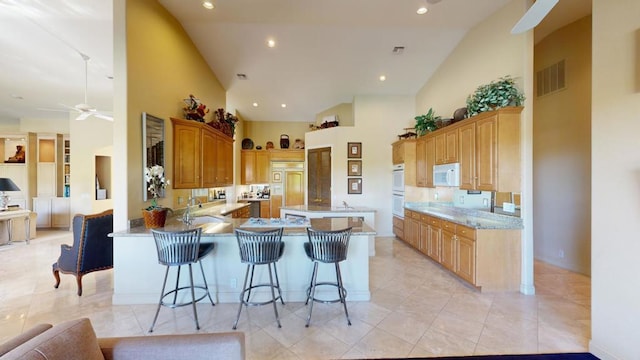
533,16,592,275
315,103,354,127
242,121,311,150
122,0,226,219
591,0,640,358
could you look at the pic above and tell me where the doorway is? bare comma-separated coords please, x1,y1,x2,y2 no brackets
308,147,331,206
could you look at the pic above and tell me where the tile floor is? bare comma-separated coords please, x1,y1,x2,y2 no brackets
0,230,591,359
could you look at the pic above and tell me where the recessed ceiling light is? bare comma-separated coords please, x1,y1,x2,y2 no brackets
252,102,259,107
281,104,287,108
267,39,276,48
379,75,386,81
416,6,428,15
202,1,214,10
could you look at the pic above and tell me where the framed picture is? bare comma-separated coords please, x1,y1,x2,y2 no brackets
273,171,282,183
347,160,362,176
347,142,361,158
348,178,362,194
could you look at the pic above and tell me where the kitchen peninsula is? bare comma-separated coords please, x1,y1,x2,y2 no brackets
280,205,377,255
111,211,375,305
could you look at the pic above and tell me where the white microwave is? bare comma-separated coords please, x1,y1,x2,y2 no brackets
433,163,460,187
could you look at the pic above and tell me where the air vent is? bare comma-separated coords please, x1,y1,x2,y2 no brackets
236,73,247,80
392,46,405,55
536,59,565,97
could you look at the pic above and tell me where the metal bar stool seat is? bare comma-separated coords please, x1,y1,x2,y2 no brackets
149,228,215,332
304,227,352,327
233,228,285,329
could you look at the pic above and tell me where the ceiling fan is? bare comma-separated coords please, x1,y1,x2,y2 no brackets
511,0,559,34
42,53,113,121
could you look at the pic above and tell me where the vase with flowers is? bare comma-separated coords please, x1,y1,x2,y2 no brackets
143,165,171,228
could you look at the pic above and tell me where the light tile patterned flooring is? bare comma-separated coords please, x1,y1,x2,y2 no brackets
0,230,591,359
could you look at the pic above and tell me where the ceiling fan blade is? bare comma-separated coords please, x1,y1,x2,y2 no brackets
94,113,114,121
511,0,559,34
75,112,91,121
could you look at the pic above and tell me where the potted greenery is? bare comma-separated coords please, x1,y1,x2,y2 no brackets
466,76,525,117
414,108,441,136
143,164,171,228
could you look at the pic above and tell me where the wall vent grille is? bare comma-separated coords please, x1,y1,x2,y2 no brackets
536,59,565,97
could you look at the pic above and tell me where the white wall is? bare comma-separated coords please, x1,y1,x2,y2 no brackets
19,118,69,134
305,95,415,236
590,0,640,358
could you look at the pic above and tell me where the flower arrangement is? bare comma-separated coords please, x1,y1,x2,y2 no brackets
183,94,209,122
145,165,170,210
210,108,238,138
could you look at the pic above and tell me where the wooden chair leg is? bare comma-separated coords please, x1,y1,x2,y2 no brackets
53,268,60,289
76,275,83,296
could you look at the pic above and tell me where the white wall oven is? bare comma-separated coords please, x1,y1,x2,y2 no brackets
392,164,405,218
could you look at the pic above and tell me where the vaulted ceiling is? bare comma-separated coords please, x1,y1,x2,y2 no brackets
0,0,590,123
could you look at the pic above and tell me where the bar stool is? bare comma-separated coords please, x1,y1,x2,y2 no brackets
233,228,285,329
304,227,352,327
149,228,215,332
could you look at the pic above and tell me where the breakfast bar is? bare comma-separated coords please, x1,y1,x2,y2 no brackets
111,215,375,305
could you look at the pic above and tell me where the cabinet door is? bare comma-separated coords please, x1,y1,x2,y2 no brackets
260,200,270,218
201,129,217,188
33,198,51,228
427,225,440,261
392,141,404,164
416,138,427,187
440,229,456,271
407,217,419,249
51,197,70,228
456,235,476,284
214,135,232,186
425,136,436,188
475,117,498,191
444,128,458,163
308,147,331,206
419,221,429,254
241,151,256,184
458,122,476,190
173,122,201,188
255,151,271,184
434,133,445,164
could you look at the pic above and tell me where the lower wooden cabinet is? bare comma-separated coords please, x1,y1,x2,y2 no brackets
260,201,271,218
392,216,404,240
231,205,251,218
398,208,521,291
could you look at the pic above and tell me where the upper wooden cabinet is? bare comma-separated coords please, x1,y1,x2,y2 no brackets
172,118,233,189
241,150,270,185
412,106,522,191
391,139,416,186
269,149,304,162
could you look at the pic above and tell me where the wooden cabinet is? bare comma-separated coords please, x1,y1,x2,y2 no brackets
391,139,416,186
435,128,458,164
231,205,251,218
458,122,476,190
392,215,404,240
425,136,436,188
241,150,270,185
416,138,427,187
398,208,520,291
269,149,304,162
260,200,271,218
172,118,233,189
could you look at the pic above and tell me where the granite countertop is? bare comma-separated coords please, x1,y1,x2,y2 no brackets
281,205,376,213
404,202,523,230
113,216,375,238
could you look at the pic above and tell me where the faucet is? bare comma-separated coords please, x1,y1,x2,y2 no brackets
342,201,349,209
182,197,202,226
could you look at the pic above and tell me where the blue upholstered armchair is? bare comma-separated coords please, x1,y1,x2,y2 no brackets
52,209,114,296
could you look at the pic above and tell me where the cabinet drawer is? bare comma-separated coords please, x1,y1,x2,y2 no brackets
393,216,404,230
425,216,441,228
420,214,429,223
404,209,412,218
411,211,421,220
456,224,476,240
441,220,456,232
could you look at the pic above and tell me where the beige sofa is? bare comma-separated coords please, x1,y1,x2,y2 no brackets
0,318,245,360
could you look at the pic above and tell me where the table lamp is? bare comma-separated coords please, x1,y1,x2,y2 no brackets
0,178,20,210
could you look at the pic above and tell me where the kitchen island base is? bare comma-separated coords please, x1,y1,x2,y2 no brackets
112,221,372,305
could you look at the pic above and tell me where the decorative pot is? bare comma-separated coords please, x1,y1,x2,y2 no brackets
142,208,168,228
